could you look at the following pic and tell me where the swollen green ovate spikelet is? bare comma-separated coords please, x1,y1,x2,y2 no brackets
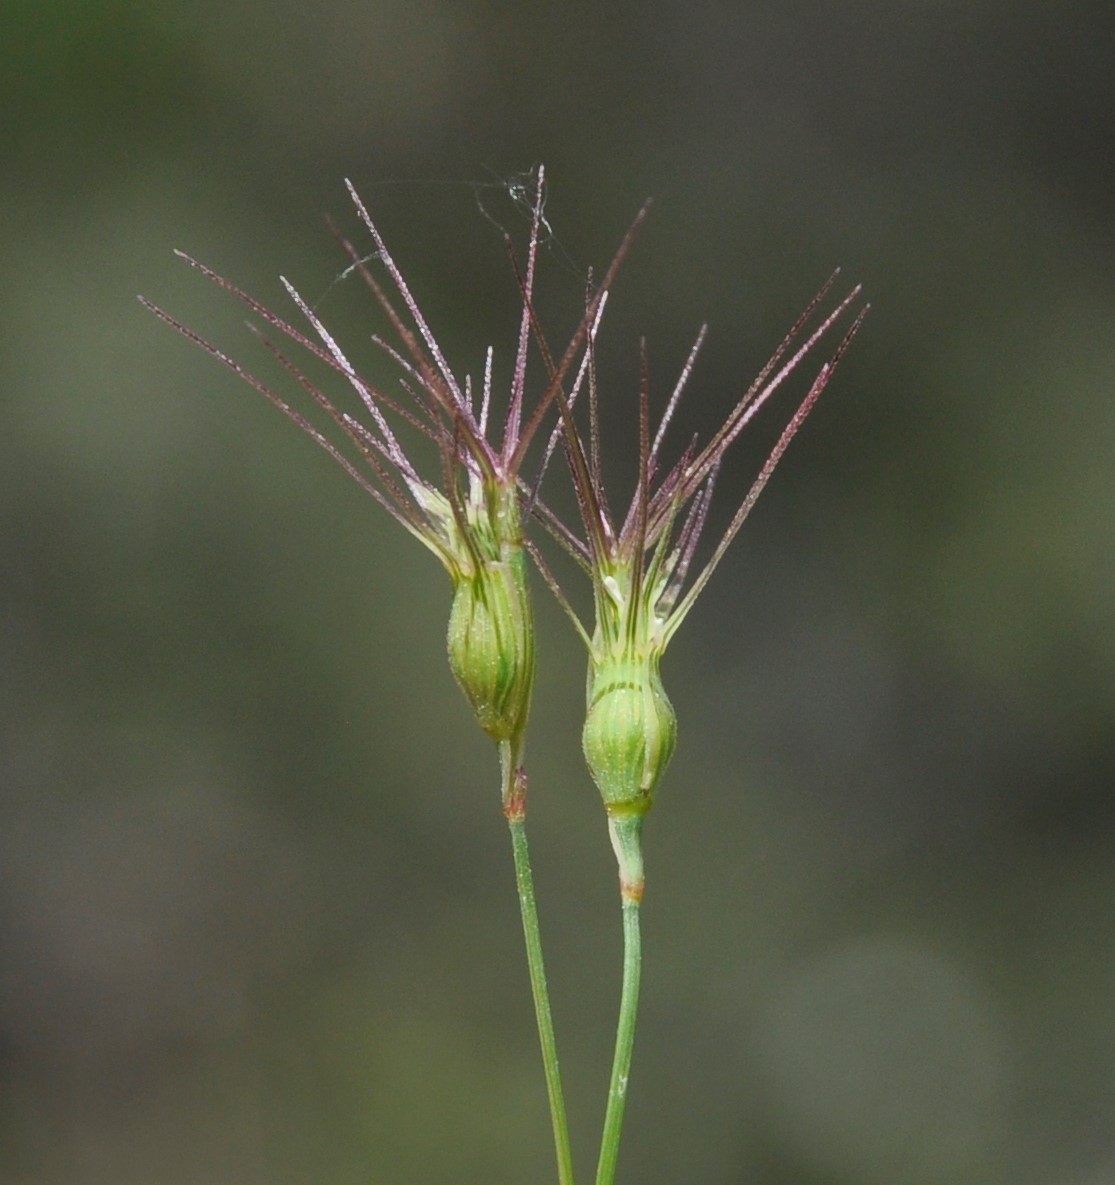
447,543,535,746
582,654,677,817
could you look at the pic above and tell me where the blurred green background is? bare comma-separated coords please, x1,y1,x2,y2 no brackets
3,1,1114,1183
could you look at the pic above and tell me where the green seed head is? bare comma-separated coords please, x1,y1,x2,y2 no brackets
582,654,677,816
447,543,535,746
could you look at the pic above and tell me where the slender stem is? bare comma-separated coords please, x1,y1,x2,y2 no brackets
595,895,642,1185
500,741,576,1185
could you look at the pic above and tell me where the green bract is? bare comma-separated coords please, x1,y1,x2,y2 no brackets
446,488,535,746
580,560,677,815
583,653,676,815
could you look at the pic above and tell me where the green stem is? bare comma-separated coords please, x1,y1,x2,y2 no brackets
595,894,642,1185
500,741,575,1185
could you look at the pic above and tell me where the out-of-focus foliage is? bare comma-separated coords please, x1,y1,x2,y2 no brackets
3,1,1114,1183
